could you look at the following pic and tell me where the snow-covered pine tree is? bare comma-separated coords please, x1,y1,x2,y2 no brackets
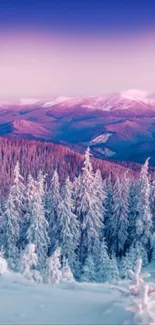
107,255,119,282
97,238,111,282
76,148,103,267
2,162,26,268
59,177,79,272
61,258,75,283
110,174,129,256
2,188,20,270
81,253,96,282
136,158,153,264
11,161,26,233
151,233,155,263
44,247,62,284
134,242,149,266
20,174,36,250
127,179,139,249
121,244,138,279
104,174,114,254
150,174,155,231
119,171,130,253
72,174,81,207
0,203,4,249
94,169,107,223
93,170,107,261
12,161,26,210
26,172,49,269
109,177,119,255
46,170,62,253
20,243,38,280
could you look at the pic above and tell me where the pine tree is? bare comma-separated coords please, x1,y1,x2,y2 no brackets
76,148,102,266
11,161,26,211
94,169,106,223
150,175,155,231
107,255,119,282
0,203,4,249
151,233,155,263
104,174,114,253
3,190,20,269
72,174,81,209
44,247,62,284
134,242,149,266
110,175,129,256
97,238,111,282
11,162,26,247
20,243,38,279
61,259,75,283
46,170,62,253
26,173,49,269
20,174,36,250
119,172,130,253
59,177,79,271
2,162,26,269
136,158,153,263
121,245,137,279
127,179,139,249
81,253,96,282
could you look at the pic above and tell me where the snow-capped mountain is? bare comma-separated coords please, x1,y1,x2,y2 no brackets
79,90,155,111
0,89,155,165
121,89,155,104
0,89,155,112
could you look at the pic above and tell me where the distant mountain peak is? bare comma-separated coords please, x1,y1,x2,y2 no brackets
121,89,154,103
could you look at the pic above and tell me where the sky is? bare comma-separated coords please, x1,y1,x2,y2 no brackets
0,0,155,98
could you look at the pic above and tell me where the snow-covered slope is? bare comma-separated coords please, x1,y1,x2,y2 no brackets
0,272,131,325
94,147,116,158
90,133,112,145
1,269,155,325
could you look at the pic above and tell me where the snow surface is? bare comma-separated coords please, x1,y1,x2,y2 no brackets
94,147,116,157
0,272,132,325
1,266,155,324
90,133,112,145
42,97,72,108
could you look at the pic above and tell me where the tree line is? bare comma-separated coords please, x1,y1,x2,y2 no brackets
0,137,136,197
0,147,155,283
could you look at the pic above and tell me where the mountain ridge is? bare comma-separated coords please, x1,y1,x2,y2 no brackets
0,90,155,165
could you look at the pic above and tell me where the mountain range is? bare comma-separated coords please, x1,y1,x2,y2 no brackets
0,89,155,166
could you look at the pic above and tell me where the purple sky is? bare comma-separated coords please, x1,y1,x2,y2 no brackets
0,0,155,98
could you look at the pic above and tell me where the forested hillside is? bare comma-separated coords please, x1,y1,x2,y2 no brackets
0,148,155,283
0,137,136,196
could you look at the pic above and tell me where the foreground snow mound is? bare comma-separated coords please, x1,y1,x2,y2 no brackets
1,265,155,325
0,272,132,325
